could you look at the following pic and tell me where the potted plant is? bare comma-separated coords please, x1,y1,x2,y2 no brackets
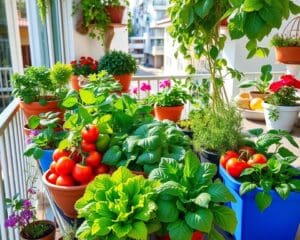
70,56,99,91
220,128,300,240
5,189,56,240
149,151,237,240
263,74,300,132
75,167,161,240
12,63,72,120
105,0,129,23
98,50,137,92
23,112,66,173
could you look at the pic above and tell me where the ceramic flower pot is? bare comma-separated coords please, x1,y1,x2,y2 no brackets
154,105,184,122
275,46,300,64
42,170,86,218
105,6,125,23
20,220,56,240
113,74,132,92
263,102,300,132
20,99,64,121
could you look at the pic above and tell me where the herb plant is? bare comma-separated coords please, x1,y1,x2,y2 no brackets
237,128,300,212
149,151,237,240
271,34,300,47
98,50,137,75
75,167,160,240
102,121,191,174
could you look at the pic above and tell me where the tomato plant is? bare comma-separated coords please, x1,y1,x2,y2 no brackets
72,164,93,184
52,149,70,162
226,158,249,178
81,124,99,143
94,163,109,175
220,150,239,168
55,156,75,176
56,175,75,186
239,146,256,160
81,140,96,152
86,151,102,168
247,153,267,166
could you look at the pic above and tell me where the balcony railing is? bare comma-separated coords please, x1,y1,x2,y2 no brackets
0,67,13,113
0,72,285,239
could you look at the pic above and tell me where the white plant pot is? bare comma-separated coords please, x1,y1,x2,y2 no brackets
263,102,300,132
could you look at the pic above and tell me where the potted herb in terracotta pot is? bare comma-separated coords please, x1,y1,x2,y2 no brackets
70,56,99,91
98,50,137,92
263,74,300,132
12,63,72,120
5,189,56,240
105,0,129,23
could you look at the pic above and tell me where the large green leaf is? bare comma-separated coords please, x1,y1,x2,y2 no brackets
127,221,148,240
76,221,92,239
208,181,236,202
228,12,245,40
243,0,264,11
62,96,78,108
111,167,134,184
102,146,122,166
138,135,160,150
192,193,211,208
196,163,217,184
185,209,213,233
255,192,272,212
275,183,290,200
28,115,40,129
167,220,193,240
157,181,186,197
244,12,265,39
184,150,200,178
290,1,300,14
91,218,112,236
212,206,237,234
239,182,257,195
111,222,132,239
157,199,179,223
259,4,282,28
195,0,214,18
136,149,161,165
79,89,96,104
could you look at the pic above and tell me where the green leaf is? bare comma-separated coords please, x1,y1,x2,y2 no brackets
23,143,36,157
279,131,299,148
184,150,200,178
247,128,263,137
246,39,257,51
136,149,161,165
289,1,300,14
76,221,92,239
277,147,296,158
275,183,290,200
168,220,193,240
58,138,71,150
210,46,219,60
111,222,132,239
243,0,264,11
185,209,213,233
102,146,122,166
196,163,217,184
62,96,78,108
157,181,186,197
137,135,160,150
63,114,78,129
79,89,95,105
239,182,257,195
208,227,225,240
192,192,211,208
289,179,300,192
240,168,255,177
157,200,179,223
255,192,272,212
255,47,269,58
194,0,214,18
127,221,148,240
91,218,111,236
259,4,282,28
228,12,245,40
33,148,44,159
256,133,281,150
111,166,134,184
229,0,243,7
28,115,40,129
239,80,258,88
208,181,236,202
212,206,237,234
78,106,93,124
244,12,265,39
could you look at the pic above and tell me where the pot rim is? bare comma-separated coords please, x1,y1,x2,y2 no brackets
154,104,184,108
263,102,300,111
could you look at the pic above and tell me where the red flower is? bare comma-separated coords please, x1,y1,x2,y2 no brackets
91,64,97,71
269,74,300,92
70,60,77,65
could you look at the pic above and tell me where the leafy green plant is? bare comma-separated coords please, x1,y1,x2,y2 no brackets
191,105,243,154
75,167,160,240
37,0,51,23
102,121,191,174
237,128,300,212
271,34,300,47
266,86,299,106
239,64,273,94
98,50,137,75
50,62,72,99
149,151,237,240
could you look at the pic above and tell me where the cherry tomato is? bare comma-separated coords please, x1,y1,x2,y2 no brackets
192,231,204,240
50,161,57,174
72,164,93,184
239,146,256,160
55,157,75,176
94,163,109,175
226,158,249,178
47,173,58,184
248,153,267,166
86,151,102,168
56,175,75,186
220,150,239,168
81,140,96,152
52,149,71,162
81,124,99,143
71,151,82,163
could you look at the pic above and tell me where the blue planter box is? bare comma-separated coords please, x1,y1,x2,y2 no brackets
39,149,54,173
219,166,300,240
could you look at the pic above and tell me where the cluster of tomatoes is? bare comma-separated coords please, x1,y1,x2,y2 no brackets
46,125,110,186
220,146,267,178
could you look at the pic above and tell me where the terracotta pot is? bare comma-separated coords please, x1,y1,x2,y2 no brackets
42,170,86,218
20,99,64,121
154,105,184,122
20,220,55,240
114,74,132,92
105,6,125,23
275,46,300,64
70,75,88,91
249,91,269,100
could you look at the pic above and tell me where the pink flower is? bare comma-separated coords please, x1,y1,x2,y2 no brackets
159,79,171,89
140,82,151,92
269,74,300,92
132,87,138,94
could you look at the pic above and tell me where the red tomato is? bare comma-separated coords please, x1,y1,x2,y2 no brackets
81,140,96,152
239,146,256,160
72,164,93,184
81,124,99,143
192,231,204,240
50,161,57,174
52,149,71,162
55,157,75,176
56,175,75,186
226,158,250,178
86,151,102,168
220,150,239,168
47,173,58,184
94,163,109,175
71,151,82,163
248,153,267,166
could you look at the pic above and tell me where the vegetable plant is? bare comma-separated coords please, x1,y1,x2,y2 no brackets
75,167,160,240
271,34,300,47
102,120,191,174
149,151,237,240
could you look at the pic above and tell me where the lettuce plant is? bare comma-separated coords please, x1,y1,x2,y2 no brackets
149,151,237,240
75,167,161,240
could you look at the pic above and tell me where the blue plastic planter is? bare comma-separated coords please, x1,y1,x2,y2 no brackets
39,149,54,173
219,166,300,240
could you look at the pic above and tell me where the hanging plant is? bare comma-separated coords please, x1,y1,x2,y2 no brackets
37,0,51,23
